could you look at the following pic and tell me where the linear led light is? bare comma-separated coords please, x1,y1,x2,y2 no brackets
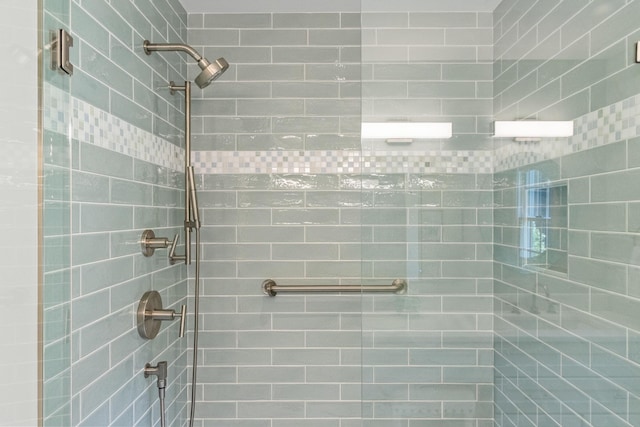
361,122,453,139
493,121,574,138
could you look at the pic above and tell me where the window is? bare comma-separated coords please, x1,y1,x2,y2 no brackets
519,171,567,273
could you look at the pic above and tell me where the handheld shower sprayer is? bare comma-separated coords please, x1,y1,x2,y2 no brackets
143,40,229,88
141,38,226,264
141,38,223,427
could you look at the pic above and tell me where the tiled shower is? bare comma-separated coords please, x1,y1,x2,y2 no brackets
1,0,636,426
189,5,495,426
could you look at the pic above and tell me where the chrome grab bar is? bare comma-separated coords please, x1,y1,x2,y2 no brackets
262,279,407,297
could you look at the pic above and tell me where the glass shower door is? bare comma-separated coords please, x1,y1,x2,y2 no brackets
360,1,640,426
360,1,495,425
41,2,73,424
492,1,640,426
40,1,190,426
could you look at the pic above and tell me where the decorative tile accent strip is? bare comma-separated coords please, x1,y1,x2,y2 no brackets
494,94,640,172
44,84,184,171
42,84,70,135
193,149,495,175
45,85,640,176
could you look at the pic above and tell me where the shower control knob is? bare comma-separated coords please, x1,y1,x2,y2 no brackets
168,233,186,265
141,230,172,257
137,290,187,339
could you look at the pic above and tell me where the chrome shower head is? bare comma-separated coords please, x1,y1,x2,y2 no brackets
143,40,229,89
194,57,229,89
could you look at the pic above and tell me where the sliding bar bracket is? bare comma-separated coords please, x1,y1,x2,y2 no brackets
262,279,407,297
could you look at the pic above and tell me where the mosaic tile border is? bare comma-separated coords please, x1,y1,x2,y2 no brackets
193,149,494,174
43,84,184,171
494,94,640,172
45,84,640,176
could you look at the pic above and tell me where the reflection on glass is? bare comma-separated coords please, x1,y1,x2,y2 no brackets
518,170,567,273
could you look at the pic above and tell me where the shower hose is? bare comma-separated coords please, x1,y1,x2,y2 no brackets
188,228,201,427
159,385,166,427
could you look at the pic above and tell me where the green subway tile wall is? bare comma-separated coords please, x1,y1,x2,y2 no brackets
494,1,640,426
38,0,640,426
42,1,189,426
189,7,495,426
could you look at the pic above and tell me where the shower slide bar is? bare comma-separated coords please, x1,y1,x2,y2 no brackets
262,279,407,296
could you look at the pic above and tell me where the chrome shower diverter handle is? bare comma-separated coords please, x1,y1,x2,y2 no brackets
137,290,187,339
141,230,186,264
168,233,186,265
148,306,187,337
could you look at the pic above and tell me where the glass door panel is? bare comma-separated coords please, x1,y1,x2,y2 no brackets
41,2,72,424
360,1,495,425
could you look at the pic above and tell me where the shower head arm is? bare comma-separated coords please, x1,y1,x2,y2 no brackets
143,40,228,89
143,40,204,64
